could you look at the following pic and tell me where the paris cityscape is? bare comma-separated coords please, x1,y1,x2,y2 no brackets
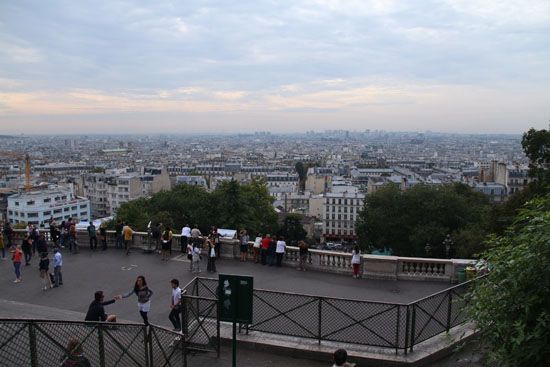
1,0,548,366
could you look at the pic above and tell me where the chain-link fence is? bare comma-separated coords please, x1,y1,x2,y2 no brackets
0,319,192,367
184,276,476,354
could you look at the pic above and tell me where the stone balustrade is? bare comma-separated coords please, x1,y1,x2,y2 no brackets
10,229,475,283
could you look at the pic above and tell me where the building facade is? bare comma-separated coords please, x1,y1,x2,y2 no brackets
7,187,90,228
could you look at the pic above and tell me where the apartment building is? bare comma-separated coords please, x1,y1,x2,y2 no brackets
7,187,90,227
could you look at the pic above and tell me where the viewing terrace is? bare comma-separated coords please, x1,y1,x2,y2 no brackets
0,229,478,366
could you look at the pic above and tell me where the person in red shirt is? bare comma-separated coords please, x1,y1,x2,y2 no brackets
12,244,23,282
260,234,271,265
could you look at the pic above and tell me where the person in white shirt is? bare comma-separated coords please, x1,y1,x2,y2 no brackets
351,245,361,279
192,244,201,273
253,233,262,263
168,279,182,331
275,236,286,267
181,224,191,253
53,247,63,287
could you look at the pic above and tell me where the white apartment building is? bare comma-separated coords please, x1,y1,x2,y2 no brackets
310,192,365,242
7,187,90,228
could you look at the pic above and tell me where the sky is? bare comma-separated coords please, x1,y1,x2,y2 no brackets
0,0,549,135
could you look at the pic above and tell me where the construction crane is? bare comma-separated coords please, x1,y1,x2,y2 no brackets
0,151,33,190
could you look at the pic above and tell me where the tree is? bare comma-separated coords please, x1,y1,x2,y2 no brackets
468,193,550,366
521,127,550,184
356,183,491,257
279,213,307,243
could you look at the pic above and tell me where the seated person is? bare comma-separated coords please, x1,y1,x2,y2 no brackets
84,291,117,322
333,349,356,367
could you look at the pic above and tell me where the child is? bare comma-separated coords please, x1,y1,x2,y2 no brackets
12,244,23,283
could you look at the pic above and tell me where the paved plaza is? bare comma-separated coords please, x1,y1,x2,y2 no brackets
0,247,450,326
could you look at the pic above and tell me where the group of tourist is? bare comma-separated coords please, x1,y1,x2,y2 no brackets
2,220,64,288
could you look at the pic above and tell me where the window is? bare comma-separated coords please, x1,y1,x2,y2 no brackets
80,204,87,209
55,197,60,201
43,211,51,216
61,196,67,200
27,213,38,218
71,206,77,210
15,202,19,206
27,201,35,205
43,198,51,203
80,211,88,216
64,207,70,212
8,210,13,215
53,209,62,214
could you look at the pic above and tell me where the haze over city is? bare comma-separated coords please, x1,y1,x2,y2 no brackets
1,0,549,134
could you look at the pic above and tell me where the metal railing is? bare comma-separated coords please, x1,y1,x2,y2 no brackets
183,276,476,354
0,319,186,367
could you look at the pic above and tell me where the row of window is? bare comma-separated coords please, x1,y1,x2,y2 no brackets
14,196,69,206
9,206,89,218
325,214,356,220
326,206,359,213
325,221,355,229
325,198,363,205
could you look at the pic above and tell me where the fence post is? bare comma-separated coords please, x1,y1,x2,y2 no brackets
147,327,154,367
216,299,221,358
28,321,38,367
409,304,416,352
446,290,453,333
318,297,322,345
98,324,106,367
404,305,410,354
395,305,401,355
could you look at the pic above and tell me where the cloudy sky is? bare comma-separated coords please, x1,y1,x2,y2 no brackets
0,0,548,134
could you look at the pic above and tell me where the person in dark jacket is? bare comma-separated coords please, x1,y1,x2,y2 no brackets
84,291,117,322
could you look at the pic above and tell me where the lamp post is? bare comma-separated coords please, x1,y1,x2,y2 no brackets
443,234,453,258
425,242,431,257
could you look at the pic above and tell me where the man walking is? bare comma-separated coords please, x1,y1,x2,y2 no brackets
53,246,63,287
87,221,97,251
122,222,134,255
168,279,182,331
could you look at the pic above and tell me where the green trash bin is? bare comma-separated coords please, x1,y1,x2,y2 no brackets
465,266,477,281
457,268,466,283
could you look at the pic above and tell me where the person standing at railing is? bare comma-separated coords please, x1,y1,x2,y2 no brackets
239,229,249,262
260,234,270,265
115,220,124,249
191,242,201,273
181,224,191,255
3,221,13,248
119,275,154,326
267,235,277,266
298,240,309,271
99,222,107,251
190,224,202,247
168,279,182,332
351,246,361,279
206,237,217,273
276,236,286,267
161,227,173,261
22,234,32,265
210,226,221,259
122,222,134,255
87,221,97,252
253,233,262,263
59,221,67,249
0,228,5,260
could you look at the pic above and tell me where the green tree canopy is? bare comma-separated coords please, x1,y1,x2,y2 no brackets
279,213,307,243
115,179,277,234
469,193,550,367
356,183,491,258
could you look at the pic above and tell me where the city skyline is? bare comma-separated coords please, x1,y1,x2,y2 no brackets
1,1,549,134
